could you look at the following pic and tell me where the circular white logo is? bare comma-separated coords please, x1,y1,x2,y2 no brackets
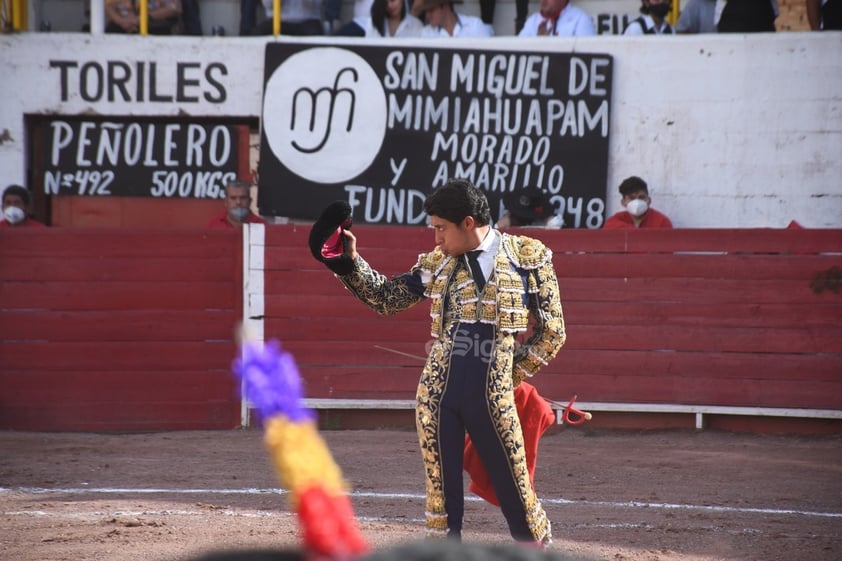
263,47,387,184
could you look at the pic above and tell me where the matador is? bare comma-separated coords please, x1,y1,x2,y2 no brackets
309,179,566,545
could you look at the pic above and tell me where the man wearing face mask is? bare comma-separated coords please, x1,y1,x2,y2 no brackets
624,0,675,34
205,179,267,229
604,176,673,229
0,185,46,228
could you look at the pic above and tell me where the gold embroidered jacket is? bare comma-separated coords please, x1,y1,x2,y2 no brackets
339,232,566,385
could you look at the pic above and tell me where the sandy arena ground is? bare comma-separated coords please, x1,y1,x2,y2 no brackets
1,428,840,561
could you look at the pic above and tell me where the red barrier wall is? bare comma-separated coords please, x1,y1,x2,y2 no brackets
0,228,243,431
2,226,839,433
263,226,842,431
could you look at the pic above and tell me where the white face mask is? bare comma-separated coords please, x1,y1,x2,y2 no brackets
3,206,25,224
228,207,250,222
626,199,649,218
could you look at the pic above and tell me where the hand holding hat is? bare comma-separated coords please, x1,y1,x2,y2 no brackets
309,200,355,276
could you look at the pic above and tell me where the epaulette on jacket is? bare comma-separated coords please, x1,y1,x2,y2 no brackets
415,246,450,277
501,235,552,270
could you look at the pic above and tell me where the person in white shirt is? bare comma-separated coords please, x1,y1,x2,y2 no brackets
518,0,595,36
366,0,424,36
624,0,675,34
418,0,495,37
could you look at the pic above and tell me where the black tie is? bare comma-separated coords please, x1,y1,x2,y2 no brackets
466,250,485,292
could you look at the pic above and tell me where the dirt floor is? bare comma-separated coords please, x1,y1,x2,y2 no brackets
1,427,840,561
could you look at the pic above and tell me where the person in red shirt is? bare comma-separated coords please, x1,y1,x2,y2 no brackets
0,185,47,228
205,179,268,229
604,176,673,229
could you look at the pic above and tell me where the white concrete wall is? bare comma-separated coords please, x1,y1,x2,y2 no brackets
1,32,840,227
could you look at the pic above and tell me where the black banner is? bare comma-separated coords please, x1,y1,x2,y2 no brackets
42,117,240,199
259,44,612,228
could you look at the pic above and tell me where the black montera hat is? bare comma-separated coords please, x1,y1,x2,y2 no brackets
503,187,557,225
308,200,355,276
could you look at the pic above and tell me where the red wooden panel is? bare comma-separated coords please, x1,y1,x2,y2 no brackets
297,365,425,397
284,340,428,368
538,350,842,382
0,281,236,311
559,277,824,304
1,370,236,402
532,374,842,410
553,253,841,281
0,342,235,370
546,229,842,255
0,228,240,259
0,310,235,342
563,301,842,329
560,324,842,353
266,273,827,306
49,196,226,228
296,369,842,410
265,226,842,255
279,344,842,384
266,317,432,343
264,290,430,318
0,401,240,432
2,256,236,282
266,317,842,353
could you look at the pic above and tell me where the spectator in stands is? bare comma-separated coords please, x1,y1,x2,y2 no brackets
518,0,595,36
604,176,673,229
239,0,260,34
333,0,374,35
245,0,324,35
716,0,777,32
676,0,717,32
367,0,423,36
807,0,842,29
1,185,46,228
497,187,563,229
417,0,494,36
624,0,675,34
105,0,183,34
180,0,203,34
205,179,267,229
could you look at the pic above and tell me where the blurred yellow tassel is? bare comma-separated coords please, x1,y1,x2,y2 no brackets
264,416,347,506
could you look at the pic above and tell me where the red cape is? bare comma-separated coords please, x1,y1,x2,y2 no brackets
463,381,555,506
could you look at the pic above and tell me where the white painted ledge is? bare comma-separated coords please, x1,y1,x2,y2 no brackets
294,398,842,431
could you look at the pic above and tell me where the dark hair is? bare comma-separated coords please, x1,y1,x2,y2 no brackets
503,187,558,226
618,176,648,197
639,0,670,15
3,184,31,206
371,0,406,36
423,178,491,226
227,179,252,192
178,540,585,561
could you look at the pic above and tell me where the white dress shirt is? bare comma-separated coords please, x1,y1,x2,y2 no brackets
518,5,596,37
421,13,494,37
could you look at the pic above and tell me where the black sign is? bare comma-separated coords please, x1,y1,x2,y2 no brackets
258,44,612,228
42,117,239,199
